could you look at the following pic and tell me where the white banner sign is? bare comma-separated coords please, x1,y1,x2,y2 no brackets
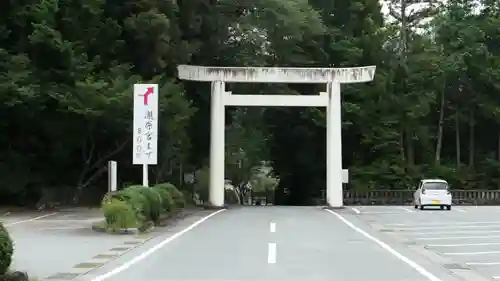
133,84,158,165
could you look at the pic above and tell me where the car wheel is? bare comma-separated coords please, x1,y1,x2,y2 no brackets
440,206,445,210
414,204,418,209
420,205,424,210
447,205,451,211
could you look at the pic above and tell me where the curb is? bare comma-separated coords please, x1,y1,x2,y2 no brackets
198,204,234,210
322,206,346,210
91,224,140,235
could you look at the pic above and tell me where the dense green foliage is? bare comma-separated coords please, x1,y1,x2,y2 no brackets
0,223,13,274
101,183,184,230
2,0,500,206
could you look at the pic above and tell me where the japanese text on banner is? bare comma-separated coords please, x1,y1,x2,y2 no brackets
132,84,158,165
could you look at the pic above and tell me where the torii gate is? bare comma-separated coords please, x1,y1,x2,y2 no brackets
177,65,376,208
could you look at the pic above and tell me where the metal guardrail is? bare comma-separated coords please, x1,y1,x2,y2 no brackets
344,190,500,205
250,190,500,205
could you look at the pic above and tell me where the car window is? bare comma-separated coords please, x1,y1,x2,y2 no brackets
423,182,448,190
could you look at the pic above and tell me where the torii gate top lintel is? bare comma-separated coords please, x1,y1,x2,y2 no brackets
177,65,376,84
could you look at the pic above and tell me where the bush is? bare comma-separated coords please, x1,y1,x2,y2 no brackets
116,187,150,222
102,198,139,229
154,183,185,209
0,222,13,275
124,186,162,223
152,186,175,213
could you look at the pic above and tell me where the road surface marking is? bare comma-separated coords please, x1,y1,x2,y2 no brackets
90,209,225,281
444,251,500,256
409,230,500,236
494,276,500,279
350,207,361,214
267,243,276,264
386,221,500,227
269,222,276,233
467,262,500,266
416,235,500,240
5,212,58,226
325,209,443,281
396,225,500,231
356,211,404,214
399,207,413,213
455,208,466,213
428,242,500,247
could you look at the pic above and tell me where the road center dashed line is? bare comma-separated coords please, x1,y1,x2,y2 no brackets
269,222,276,233
267,243,276,264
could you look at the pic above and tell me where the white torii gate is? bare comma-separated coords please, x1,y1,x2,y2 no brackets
177,65,376,208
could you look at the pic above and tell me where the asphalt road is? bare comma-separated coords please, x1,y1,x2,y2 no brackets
81,206,466,281
349,205,500,281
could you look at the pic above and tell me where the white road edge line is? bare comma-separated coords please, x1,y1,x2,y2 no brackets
325,209,443,281
90,209,226,281
270,222,276,233
350,207,361,214
268,243,276,264
5,212,58,226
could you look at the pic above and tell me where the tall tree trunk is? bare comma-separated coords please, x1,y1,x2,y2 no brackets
468,109,474,167
435,90,445,165
455,110,461,169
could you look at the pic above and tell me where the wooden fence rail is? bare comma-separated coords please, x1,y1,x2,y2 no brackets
249,189,500,205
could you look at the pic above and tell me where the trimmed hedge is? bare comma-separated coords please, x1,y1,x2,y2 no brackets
154,183,185,209
99,182,187,232
102,198,139,229
152,185,175,213
0,222,13,275
0,223,31,281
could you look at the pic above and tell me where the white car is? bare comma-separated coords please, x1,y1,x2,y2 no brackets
413,179,452,210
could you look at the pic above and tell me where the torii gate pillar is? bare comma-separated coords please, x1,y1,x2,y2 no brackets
177,65,376,208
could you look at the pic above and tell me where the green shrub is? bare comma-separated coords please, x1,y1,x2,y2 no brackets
225,188,240,204
0,222,13,274
154,183,185,209
118,187,150,222
124,186,162,223
152,186,175,213
102,198,139,229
